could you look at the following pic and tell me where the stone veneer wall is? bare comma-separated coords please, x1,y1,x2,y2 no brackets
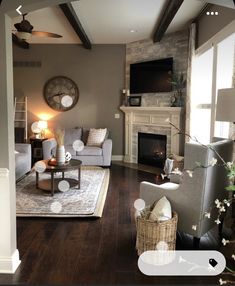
125,30,189,107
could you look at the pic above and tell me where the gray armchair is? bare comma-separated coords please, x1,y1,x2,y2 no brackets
140,139,233,246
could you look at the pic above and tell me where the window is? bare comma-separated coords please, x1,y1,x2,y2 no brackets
190,30,235,143
214,33,235,138
190,48,213,144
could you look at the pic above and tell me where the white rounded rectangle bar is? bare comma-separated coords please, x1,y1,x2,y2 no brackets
138,250,226,276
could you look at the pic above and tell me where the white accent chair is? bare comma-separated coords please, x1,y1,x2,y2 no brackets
140,139,233,247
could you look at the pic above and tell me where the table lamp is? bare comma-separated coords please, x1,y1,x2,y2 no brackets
31,121,41,139
38,120,48,139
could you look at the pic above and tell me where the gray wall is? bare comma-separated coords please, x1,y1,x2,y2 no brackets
13,44,126,155
197,4,235,48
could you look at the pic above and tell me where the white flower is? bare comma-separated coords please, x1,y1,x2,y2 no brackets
173,168,182,175
161,173,166,180
222,238,229,246
215,199,220,205
220,206,226,212
232,254,235,260
204,212,211,219
215,199,221,208
219,278,227,285
226,162,233,169
165,118,170,123
215,218,221,225
223,200,230,207
209,157,217,166
192,225,197,231
186,170,193,178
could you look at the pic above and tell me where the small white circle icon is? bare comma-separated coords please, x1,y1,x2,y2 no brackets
134,199,146,211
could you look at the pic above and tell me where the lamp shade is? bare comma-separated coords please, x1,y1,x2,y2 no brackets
31,121,41,134
38,120,48,130
216,88,235,122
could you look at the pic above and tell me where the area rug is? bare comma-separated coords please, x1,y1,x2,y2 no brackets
16,167,110,218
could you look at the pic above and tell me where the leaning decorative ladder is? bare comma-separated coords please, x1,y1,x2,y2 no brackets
14,96,28,141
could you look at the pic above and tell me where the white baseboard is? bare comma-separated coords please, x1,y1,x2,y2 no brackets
0,249,21,273
112,155,124,161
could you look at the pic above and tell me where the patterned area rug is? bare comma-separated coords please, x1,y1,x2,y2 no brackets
16,167,110,218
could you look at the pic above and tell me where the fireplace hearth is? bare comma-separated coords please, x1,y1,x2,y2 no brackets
138,132,166,168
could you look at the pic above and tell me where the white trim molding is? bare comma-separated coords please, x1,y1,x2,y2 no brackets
0,168,20,274
120,106,184,163
0,249,21,274
112,155,124,161
0,168,9,177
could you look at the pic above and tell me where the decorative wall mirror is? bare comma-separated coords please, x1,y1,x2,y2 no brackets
43,76,79,111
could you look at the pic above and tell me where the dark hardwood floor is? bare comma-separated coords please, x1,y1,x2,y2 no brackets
0,164,223,285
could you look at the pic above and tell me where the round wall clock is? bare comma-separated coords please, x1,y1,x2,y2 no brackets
43,76,79,111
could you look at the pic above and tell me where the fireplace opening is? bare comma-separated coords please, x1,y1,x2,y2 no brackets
138,132,167,168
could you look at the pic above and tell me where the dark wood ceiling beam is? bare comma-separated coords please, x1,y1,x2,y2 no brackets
12,33,29,49
153,0,184,42
59,3,91,49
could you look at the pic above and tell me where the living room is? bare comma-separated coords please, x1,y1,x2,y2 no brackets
1,0,235,285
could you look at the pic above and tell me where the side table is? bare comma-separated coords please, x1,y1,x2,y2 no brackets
30,137,48,166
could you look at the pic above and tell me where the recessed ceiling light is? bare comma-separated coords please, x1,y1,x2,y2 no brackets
130,29,137,33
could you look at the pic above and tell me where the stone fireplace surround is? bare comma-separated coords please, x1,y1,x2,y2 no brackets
120,106,184,163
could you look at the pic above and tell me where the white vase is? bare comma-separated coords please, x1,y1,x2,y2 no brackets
56,145,65,165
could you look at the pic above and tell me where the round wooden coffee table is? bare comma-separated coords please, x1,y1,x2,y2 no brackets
35,159,82,196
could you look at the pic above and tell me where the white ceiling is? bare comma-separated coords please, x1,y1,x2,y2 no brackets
71,0,167,44
12,0,207,45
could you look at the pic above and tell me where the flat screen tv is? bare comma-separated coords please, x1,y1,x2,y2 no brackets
130,57,173,94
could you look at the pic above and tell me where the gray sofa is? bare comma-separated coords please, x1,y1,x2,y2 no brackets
42,128,112,166
15,143,31,180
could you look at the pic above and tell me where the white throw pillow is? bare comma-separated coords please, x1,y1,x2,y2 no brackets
86,128,107,147
149,196,172,222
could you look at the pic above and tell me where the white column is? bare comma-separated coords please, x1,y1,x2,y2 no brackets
124,112,133,162
0,13,21,273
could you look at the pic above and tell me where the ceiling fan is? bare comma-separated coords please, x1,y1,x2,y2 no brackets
13,14,62,48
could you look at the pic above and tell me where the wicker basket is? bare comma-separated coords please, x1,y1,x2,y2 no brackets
136,207,178,256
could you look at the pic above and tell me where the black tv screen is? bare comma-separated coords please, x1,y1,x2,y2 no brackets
130,57,173,94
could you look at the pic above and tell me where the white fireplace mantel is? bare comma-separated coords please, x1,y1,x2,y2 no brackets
120,106,184,163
